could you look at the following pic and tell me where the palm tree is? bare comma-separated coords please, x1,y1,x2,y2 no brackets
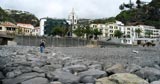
136,0,141,8
135,28,142,38
93,29,102,40
114,30,123,38
119,4,125,10
145,30,153,38
73,27,85,38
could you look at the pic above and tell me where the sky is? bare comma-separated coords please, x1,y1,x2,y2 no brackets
0,0,152,19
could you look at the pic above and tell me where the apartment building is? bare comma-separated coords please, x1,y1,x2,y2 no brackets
90,21,160,45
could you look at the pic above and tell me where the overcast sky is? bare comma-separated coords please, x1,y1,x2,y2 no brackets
0,0,152,19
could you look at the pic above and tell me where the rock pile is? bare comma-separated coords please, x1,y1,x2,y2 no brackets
0,46,160,84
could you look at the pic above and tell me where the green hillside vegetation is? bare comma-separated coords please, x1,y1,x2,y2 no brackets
91,17,116,24
0,7,39,26
116,0,160,29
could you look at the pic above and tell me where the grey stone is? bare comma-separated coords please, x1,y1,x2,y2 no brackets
96,73,149,84
18,66,32,73
0,72,4,79
31,60,46,67
2,72,45,84
89,64,102,70
78,69,106,79
21,77,48,84
63,64,88,72
135,67,160,82
6,71,15,78
79,76,95,83
41,65,57,72
150,80,160,84
50,81,62,84
32,67,44,73
106,64,126,74
126,64,142,73
51,70,80,84
46,72,55,81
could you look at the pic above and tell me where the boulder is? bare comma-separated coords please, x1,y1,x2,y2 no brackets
150,80,160,84
51,70,80,84
79,76,95,83
78,69,106,79
135,67,160,82
18,66,32,73
126,64,142,73
0,72,4,79
6,70,22,78
2,72,45,84
106,64,126,74
96,73,149,84
41,65,58,72
21,77,48,84
32,67,44,73
50,81,62,84
89,64,102,70
63,64,88,72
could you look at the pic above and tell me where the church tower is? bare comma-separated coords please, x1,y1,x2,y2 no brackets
68,8,78,37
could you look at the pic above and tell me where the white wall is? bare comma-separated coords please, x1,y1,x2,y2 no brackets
40,19,46,36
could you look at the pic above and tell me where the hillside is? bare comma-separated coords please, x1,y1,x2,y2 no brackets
116,0,160,29
0,7,39,26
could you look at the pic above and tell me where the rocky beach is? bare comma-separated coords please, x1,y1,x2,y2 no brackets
0,45,160,84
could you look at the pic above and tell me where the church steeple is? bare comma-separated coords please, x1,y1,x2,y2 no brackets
68,8,78,25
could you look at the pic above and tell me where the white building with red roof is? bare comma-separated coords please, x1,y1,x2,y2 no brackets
0,22,17,35
17,23,35,36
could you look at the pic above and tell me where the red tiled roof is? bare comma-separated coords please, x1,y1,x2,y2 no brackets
0,22,16,27
17,23,34,29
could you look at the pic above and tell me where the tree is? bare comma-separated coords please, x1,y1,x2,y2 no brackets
136,0,141,8
52,25,67,37
119,4,125,10
84,25,93,39
145,30,153,38
73,27,85,37
93,29,102,39
114,30,123,38
135,28,142,38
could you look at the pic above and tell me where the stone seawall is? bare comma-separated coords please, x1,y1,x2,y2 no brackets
14,36,89,47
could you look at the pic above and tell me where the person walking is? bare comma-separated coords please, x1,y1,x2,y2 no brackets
40,39,45,53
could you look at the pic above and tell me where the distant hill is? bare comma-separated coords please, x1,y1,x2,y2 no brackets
0,7,39,26
90,17,116,24
116,0,160,29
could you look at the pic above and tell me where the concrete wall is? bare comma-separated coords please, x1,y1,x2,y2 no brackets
14,36,90,47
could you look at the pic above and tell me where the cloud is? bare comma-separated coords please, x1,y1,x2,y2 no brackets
0,0,152,19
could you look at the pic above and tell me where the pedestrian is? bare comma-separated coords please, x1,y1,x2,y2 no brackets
40,39,45,53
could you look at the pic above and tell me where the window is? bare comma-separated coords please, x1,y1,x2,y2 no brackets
12,28,16,31
109,26,113,29
114,26,118,29
110,34,113,37
6,27,12,31
127,28,130,30
0,27,2,30
110,30,113,33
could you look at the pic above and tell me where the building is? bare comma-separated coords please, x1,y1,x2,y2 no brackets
40,18,69,36
90,21,124,38
33,27,40,36
90,21,160,45
67,8,78,37
90,24,107,38
40,18,47,36
0,22,17,35
17,23,35,36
